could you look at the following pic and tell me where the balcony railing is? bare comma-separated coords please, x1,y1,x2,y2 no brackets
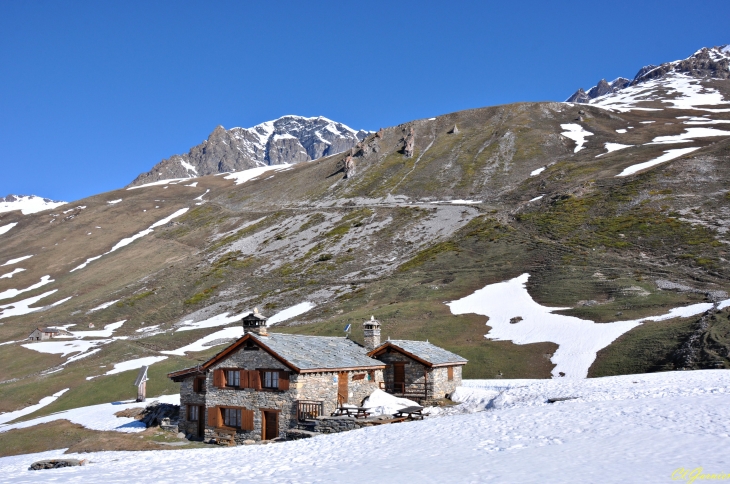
296,400,324,421
380,381,434,401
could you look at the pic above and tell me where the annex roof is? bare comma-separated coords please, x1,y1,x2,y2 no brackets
369,340,468,367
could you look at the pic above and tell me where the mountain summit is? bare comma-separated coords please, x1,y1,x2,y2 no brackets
567,45,730,103
131,116,369,186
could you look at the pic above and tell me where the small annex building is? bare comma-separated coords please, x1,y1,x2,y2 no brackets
168,310,467,443
27,327,71,341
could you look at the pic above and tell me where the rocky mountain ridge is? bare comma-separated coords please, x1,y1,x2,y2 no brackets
567,45,730,103
0,194,66,215
131,116,369,186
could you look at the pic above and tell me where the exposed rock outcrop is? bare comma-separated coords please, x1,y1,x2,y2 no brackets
131,116,369,186
566,45,730,103
403,127,415,157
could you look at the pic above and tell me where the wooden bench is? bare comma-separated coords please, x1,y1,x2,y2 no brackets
393,406,427,420
330,406,372,419
214,427,236,446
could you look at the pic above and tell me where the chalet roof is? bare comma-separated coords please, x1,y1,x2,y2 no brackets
38,327,67,334
370,340,468,367
254,334,384,371
168,333,385,380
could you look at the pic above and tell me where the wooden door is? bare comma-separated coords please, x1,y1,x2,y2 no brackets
263,411,278,440
393,364,405,393
337,372,348,405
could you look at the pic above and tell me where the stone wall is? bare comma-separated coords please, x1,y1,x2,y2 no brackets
205,346,291,442
430,365,463,399
375,350,463,400
295,370,382,417
300,416,376,434
177,344,383,443
179,375,206,437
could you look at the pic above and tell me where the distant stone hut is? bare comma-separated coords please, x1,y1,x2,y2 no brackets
168,312,467,443
27,327,71,341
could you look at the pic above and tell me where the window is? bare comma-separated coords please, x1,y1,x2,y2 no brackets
188,405,199,421
447,367,454,381
223,408,241,428
193,377,206,393
226,370,240,388
263,371,279,389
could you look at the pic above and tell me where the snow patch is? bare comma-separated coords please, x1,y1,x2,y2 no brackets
447,273,717,378
0,275,54,301
596,143,633,157
70,208,189,272
267,302,316,325
0,195,66,215
530,167,546,176
104,356,168,375
0,395,179,434
616,147,701,177
0,389,69,425
0,268,25,279
224,165,292,185
0,223,18,236
87,300,120,313
1,255,33,266
560,124,593,152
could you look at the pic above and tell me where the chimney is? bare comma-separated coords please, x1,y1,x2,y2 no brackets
363,315,381,351
242,307,268,336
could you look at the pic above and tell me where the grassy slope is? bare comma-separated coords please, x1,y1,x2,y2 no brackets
0,102,729,455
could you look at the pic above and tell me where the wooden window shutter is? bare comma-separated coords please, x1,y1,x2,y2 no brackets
187,405,191,420
278,371,289,391
192,378,199,392
213,369,224,388
240,370,250,389
447,366,454,381
242,409,254,431
250,370,262,390
207,406,220,427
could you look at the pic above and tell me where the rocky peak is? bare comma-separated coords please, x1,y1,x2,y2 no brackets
566,44,730,103
130,116,370,186
0,194,66,215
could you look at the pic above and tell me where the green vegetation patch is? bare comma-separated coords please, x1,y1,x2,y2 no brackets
184,285,218,305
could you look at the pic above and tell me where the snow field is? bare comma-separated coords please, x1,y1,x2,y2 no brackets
1,255,33,266
560,124,593,152
2,372,730,483
162,326,244,355
70,208,189,272
0,389,69,425
0,196,66,215
266,301,315,325
0,268,25,279
648,126,730,144
0,289,61,320
0,275,54,301
0,395,180,434
596,142,632,157
224,164,293,185
0,222,18,236
87,300,120,313
616,147,701,177
447,273,719,378
104,356,168,375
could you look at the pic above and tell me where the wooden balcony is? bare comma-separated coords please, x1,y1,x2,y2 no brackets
296,400,323,421
380,381,433,401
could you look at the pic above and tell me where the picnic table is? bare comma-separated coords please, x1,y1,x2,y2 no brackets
330,406,372,419
393,406,427,420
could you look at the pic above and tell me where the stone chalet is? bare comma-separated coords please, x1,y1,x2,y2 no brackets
27,327,71,341
168,312,467,442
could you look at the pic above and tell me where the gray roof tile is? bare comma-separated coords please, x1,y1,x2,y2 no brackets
380,340,467,365
255,333,384,371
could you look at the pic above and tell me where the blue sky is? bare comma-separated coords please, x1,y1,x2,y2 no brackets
1,0,728,202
